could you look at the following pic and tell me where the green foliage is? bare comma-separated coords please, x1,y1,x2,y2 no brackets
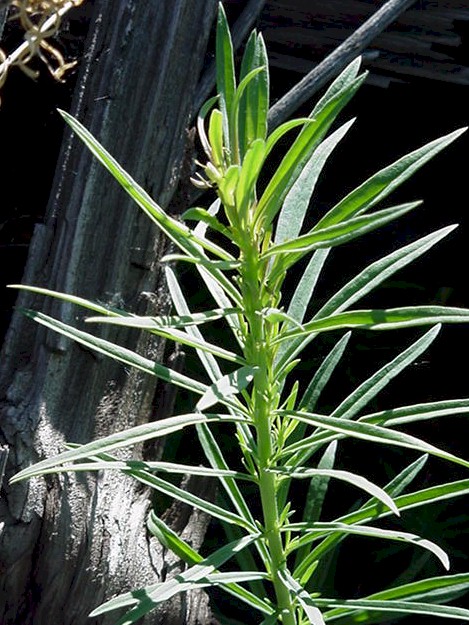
10,5,469,624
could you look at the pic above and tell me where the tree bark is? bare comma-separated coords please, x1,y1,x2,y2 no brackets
0,2,217,624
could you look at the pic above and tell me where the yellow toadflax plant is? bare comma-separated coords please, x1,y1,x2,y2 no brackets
9,5,469,624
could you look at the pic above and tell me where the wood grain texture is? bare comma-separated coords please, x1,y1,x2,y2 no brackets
0,2,217,623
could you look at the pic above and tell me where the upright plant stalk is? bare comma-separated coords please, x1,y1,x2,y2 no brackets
240,230,297,623
10,5,469,625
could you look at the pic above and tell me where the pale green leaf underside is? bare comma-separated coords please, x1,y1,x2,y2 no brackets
279,569,326,625
87,307,240,329
318,596,469,621
86,314,246,365
331,325,440,421
361,398,469,427
306,479,469,567
284,521,449,569
273,467,398,515
21,309,208,395
147,512,274,615
276,306,469,343
90,534,260,616
11,412,245,483
280,409,469,470
34,458,253,481
196,365,256,411
265,201,421,259
316,127,467,230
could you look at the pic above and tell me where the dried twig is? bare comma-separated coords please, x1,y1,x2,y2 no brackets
268,0,417,129
0,0,84,95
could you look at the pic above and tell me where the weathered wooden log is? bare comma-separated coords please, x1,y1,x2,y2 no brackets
0,2,218,623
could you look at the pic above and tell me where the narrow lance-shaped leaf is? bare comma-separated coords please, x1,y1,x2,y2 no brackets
230,67,266,163
256,72,367,231
323,574,469,625
73,447,255,532
90,533,260,616
58,111,233,264
317,597,469,622
305,479,469,568
264,117,313,156
381,454,429,499
11,412,244,483
42,458,252,481
288,251,331,325
9,284,127,316
360,398,469,428
85,314,246,366
265,201,421,264
58,111,242,307
300,333,351,412
265,53,360,163
275,119,355,246
238,32,269,157
86,307,239,329
275,306,469,345
279,409,469,471
360,572,469,608
316,225,457,319
21,309,208,395
312,56,362,117
196,366,256,412
272,467,399,515
330,325,440,421
238,30,257,157
123,464,254,530
104,570,268,625
315,127,467,230
148,510,202,564
216,2,236,151
285,521,449,570
293,455,430,584
107,573,269,625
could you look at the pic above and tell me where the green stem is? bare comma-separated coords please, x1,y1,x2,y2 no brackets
258,429,297,625
241,243,297,625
